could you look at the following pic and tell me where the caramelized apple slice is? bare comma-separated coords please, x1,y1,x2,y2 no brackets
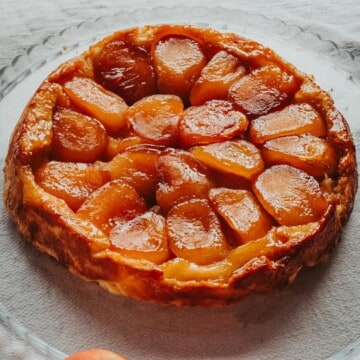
126,94,183,146
103,144,162,203
51,108,108,163
179,100,248,148
249,103,326,145
190,50,247,106
228,65,301,117
64,76,128,133
105,136,151,160
109,211,171,264
262,134,337,177
35,161,109,211
209,188,273,244
93,40,157,105
253,165,329,226
156,149,213,212
166,199,229,265
77,179,147,234
153,35,207,101
190,140,264,181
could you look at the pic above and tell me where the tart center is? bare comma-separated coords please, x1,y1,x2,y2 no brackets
33,30,336,270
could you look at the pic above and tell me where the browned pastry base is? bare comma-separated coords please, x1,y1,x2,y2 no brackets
3,25,357,306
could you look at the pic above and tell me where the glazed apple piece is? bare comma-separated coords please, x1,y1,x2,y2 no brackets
179,100,248,148
166,199,230,265
262,134,337,177
228,65,301,118
253,164,329,226
93,40,157,105
63,77,128,133
156,149,213,212
109,211,171,264
209,188,274,244
104,136,151,160
103,144,162,203
190,50,247,105
77,179,147,235
249,103,326,145
51,108,108,163
126,94,183,146
153,35,207,101
34,161,110,211
190,140,264,181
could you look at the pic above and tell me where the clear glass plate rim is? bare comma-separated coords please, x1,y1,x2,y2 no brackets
0,5,359,360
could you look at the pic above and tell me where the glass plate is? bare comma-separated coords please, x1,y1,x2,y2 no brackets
0,6,359,360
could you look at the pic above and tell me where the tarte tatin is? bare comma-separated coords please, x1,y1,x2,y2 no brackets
3,25,357,306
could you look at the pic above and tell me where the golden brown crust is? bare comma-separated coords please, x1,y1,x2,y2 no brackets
3,25,357,306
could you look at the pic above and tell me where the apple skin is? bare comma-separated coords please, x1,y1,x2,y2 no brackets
65,349,127,360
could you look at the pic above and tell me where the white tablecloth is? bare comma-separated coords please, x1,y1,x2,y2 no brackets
0,1,359,359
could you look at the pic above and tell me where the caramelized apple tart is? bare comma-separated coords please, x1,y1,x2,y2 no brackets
3,25,357,306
